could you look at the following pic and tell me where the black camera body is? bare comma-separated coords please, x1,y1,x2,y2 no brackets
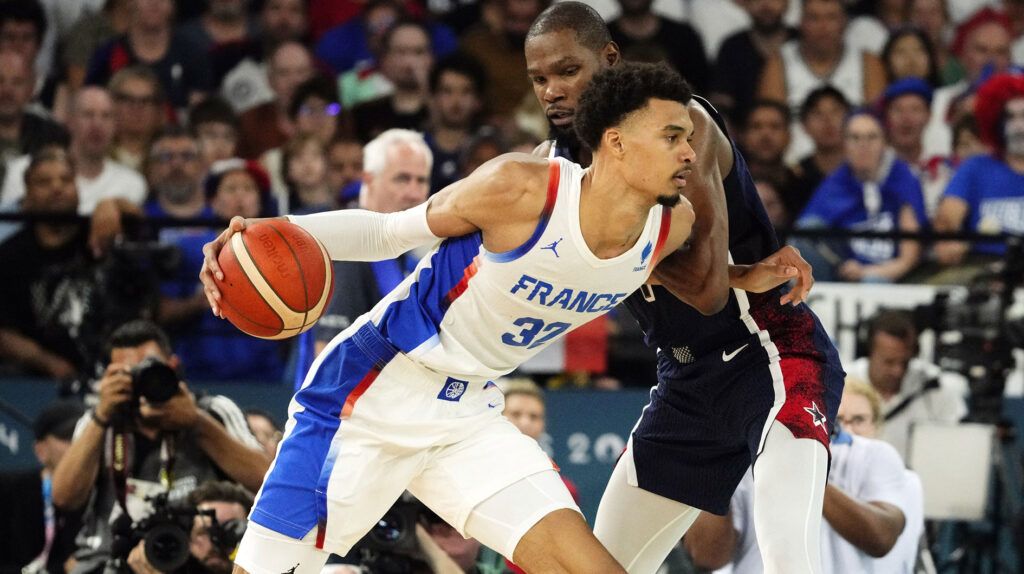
130,356,181,403
351,496,430,574
109,492,247,574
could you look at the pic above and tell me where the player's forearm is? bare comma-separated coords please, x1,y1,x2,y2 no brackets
51,416,105,510
286,203,439,262
822,484,904,557
684,510,738,570
194,411,272,492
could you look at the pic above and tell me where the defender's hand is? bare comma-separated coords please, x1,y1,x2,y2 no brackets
199,216,247,317
732,246,814,305
96,362,134,423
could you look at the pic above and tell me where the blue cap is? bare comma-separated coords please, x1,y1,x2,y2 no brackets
883,78,933,106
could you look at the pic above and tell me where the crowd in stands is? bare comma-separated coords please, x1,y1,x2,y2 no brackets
0,0,1022,570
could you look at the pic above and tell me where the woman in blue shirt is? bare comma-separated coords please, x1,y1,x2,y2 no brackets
795,110,928,282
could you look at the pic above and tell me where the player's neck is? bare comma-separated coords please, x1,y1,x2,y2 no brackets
578,162,654,259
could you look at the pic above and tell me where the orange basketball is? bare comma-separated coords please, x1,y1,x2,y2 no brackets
215,219,334,340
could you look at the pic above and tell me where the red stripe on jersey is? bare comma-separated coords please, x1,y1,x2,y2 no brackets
648,207,673,272
442,254,482,308
340,361,386,419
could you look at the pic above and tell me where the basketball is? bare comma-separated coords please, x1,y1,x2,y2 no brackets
215,219,334,340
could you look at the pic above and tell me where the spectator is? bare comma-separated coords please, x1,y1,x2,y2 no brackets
189,97,240,169
882,78,934,169
333,1,405,110
326,136,363,206
176,0,259,65
837,378,926,574
84,0,213,112
740,100,795,190
952,112,990,161
143,126,209,220
881,26,941,87
0,0,52,108
51,320,270,574
67,87,147,215
107,65,166,172
794,110,927,283
710,0,796,126
282,133,333,214
20,400,87,574
847,310,967,460
922,8,1013,158
0,50,68,180
219,0,309,114
351,20,434,143
459,126,509,177
315,0,456,76
236,41,314,159
607,0,709,92
754,176,791,232
934,73,1024,267
788,86,851,217
313,128,430,354
423,52,486,194
686,397,909,573
244,408,283,458
0,149,108,381
126,480,253,574
290,75,345,146
759,0,886,162
908,0,957,84
461,0,547,120
61,0,132,93
2,87,146,213
159,158,286,382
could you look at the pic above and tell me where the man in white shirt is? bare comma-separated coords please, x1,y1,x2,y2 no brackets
848,309,967,459
0,87,146,214
687,379,911,574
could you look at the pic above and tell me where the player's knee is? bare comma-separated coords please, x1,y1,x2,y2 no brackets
513,509,625,573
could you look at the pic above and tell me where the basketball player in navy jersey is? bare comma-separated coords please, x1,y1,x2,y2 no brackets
525,4,846,573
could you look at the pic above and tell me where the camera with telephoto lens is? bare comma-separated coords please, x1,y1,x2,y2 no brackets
350,494,433,574
130,356,181,403
109,492,248,574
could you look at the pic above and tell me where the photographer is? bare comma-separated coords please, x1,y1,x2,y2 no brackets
124,481,252,574
51,320,271,574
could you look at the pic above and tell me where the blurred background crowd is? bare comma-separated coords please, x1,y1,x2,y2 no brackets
0,0,1023,573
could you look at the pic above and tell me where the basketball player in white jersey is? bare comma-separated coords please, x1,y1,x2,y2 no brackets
199,63,794,574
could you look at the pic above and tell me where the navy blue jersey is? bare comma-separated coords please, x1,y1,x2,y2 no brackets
554,97,784,362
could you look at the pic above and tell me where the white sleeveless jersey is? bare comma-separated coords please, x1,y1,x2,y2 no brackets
353,158,672,380
781,40,865,115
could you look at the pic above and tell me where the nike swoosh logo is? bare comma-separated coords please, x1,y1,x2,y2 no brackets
722,343,749,362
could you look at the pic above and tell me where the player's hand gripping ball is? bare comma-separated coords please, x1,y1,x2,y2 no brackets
214,219,333,339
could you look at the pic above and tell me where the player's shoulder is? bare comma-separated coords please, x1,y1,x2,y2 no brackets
471,152,554,202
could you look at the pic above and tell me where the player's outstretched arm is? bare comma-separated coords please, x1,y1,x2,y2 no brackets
199,154,548,316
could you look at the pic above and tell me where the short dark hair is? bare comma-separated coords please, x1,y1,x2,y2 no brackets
799,85,851,121
527,1,611,54
574,62,693,151
186,480,254,513
189,97,238,132
881,26,939,87
287,75,339,119
24,147,73,186
745,99,792,130
0,0,47,44
867,309,918,353
429,51,487,96
108,319,174,358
